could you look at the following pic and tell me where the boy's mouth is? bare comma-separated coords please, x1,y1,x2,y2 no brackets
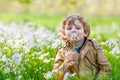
70,33,79,41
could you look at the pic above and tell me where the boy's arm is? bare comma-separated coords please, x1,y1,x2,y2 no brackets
95,43,111,79
53,48,79,79
53,49,66,75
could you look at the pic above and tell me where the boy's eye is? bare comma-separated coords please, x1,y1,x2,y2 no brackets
76,27,81,29
75,25,81,29
67,27,72,30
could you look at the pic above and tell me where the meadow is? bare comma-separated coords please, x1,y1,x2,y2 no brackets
0,14,120,80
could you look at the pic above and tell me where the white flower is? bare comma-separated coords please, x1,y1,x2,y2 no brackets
43,58,55,63
12,53,22,65
50,58,55,61
4,67,10,74
13,39,22,48
0,37,4,43
15,29,22,39
52,39,61,48
63,72,75,80
6,40,14,47
44,71,53,79
5,58,12,67
104,40,115,47
43,59,50,63
1,55,7,62
6,78,10,80
110,46,120,54
0,51,2,57
23,45,31,53
18,75,22,80
13,67,17,74
39,52,49,60
14,49,19,53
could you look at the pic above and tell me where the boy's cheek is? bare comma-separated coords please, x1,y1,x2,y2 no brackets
64,34,70,39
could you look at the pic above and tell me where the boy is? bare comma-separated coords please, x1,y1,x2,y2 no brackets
53,14,111,80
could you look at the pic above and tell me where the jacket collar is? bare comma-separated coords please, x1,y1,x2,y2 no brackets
79,39,91,61
65,38,91,61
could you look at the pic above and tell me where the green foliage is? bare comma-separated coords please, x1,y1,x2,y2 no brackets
18,0,31,4
0,14,120,80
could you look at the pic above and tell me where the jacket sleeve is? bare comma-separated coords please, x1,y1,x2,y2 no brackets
53,48,66,79
94,41,111,80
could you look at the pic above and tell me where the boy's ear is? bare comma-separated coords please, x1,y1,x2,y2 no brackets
62,33,67,40
84,32,88,37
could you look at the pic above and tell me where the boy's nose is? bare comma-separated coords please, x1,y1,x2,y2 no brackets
71,30,76,33
71,29,76,33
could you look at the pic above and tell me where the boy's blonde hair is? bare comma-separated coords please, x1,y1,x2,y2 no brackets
61,14,90,40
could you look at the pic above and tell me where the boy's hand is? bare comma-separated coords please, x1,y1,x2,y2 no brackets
63,60,76,72
65,51,78,63
64,51,79,68
63,51,79,75
64,60,79,75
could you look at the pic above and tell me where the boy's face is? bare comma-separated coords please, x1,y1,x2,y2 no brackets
64,20,87,42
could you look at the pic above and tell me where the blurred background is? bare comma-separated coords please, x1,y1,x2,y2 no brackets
0,0,120,16
0,0,120,40
0,0,120,31
0,0,120,80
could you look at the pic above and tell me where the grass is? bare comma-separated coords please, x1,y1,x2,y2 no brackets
0,13,120,30
0,13,120,80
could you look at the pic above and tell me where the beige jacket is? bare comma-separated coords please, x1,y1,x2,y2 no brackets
53,38,111,80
